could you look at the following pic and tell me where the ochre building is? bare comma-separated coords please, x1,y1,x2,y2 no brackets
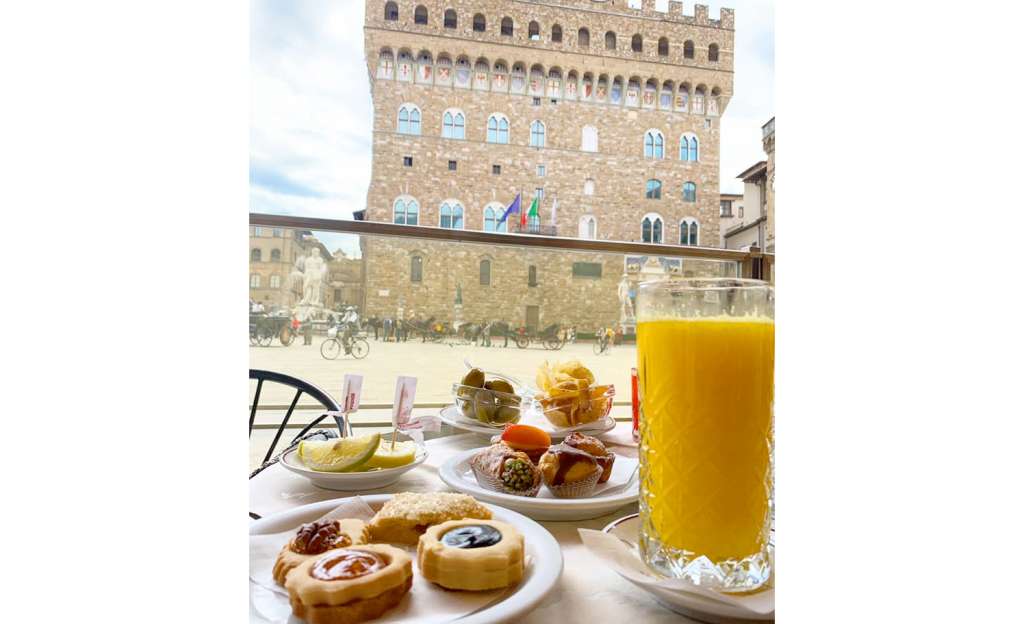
359,0,736,331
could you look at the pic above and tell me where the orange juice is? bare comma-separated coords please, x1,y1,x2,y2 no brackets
638,317,773,562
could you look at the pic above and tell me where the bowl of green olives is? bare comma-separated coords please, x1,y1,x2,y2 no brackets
451,367,525,427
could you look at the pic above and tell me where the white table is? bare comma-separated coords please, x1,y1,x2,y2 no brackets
250,424,698,623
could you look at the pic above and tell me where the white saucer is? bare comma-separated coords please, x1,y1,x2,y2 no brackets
602,514,775,622
279,446,428,491
438,404,617,440
439,447,639,521
250,494,563,624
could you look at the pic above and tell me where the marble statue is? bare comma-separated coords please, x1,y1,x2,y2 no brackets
618,276,635,321
299,247,325,307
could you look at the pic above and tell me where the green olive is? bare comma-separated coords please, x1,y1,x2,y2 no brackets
462,368,485,389
487,379,515,395
474,389,497,423
494,405,521,424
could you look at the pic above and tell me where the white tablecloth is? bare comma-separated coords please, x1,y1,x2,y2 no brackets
250,424,697,623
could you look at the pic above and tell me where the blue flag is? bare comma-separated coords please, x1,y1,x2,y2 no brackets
496,193,521,225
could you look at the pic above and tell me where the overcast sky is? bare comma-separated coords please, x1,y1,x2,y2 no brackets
250,0,773,251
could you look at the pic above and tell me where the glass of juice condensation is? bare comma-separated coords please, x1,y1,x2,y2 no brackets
636,278,774,592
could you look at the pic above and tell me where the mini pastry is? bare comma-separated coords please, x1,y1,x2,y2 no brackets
285,544,412,624
538,444,601,498
418,519,525,591
562,431,616,483
470,443,542,497
274,519,369,585
368,492,492,545
498,424,551,464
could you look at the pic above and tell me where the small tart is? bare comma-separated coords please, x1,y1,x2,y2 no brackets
273,519,368,585
417,519,525,591
285,544,412,624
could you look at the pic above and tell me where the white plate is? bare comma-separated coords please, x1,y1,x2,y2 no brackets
438,404,617,441
279,446,428,491
439,447,639,521
602,514,774,622
250,494,563,624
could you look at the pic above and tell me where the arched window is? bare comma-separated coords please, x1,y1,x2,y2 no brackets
397,104,421,135
641,214,664,243
250,248,261,262
530,120,545,147
483,203,508,232
414,5,427,25
410,256,423,283
393,197,420,225
529,21,540,40
658,37,669,56
682,182,697,202
479,259,491,285
583,178,595,195
644,129,664,159
631,34,643,52
581,125,598,152
645,179,662,199
269,274,280,289
250,274,260,288
579,215,597,239
683,40,694,59
578,27,590,47
444,9,457,29
552,24,562,42
384,1,398,21
528,265,538,286
442,109,465,139
680,133,699,161
708,43,719,62
377,49,395,79
270,249,281,262
473,13,485,32
501,17,513,37
680,219,700,246
487,114,509,144
439,201,465,229
605,31,617,50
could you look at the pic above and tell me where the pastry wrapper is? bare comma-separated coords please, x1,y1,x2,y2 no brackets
545,469,600,498
250,496,514,624
471,462,542,497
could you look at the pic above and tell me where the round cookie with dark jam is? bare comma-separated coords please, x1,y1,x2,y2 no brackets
418,518,525,591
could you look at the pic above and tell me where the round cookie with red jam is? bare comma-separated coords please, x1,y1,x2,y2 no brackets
417,519,524,591
273,519,369,585
285,544,412,624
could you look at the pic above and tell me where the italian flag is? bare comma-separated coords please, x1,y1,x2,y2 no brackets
523,196,539,227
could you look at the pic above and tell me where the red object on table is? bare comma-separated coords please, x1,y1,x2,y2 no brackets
631,367,639,442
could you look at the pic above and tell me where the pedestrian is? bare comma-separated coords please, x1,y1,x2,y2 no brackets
372,317,379,341
302,319,313,345
483,321,492,347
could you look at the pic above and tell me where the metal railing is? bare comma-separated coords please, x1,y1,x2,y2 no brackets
248,213,773,274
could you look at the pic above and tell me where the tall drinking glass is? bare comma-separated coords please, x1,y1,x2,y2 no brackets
636,278,773,592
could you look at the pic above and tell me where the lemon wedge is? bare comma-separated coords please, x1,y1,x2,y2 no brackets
298,433,381,472
364,440,418,470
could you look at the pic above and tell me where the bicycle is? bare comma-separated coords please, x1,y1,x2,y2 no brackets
592,330,612,355
320,334,370,360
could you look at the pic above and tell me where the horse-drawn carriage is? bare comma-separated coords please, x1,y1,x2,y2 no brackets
521,323,566,350
249,313,295,347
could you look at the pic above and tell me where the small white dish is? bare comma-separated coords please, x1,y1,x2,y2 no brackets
602,514,774,622
439,447,639,521
279,445,428,491
249,494,563,624
438,404,617,440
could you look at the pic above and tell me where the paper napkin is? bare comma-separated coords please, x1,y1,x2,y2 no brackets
579,528,774,616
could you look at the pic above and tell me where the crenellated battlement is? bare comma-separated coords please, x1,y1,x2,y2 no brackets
541,0,735,29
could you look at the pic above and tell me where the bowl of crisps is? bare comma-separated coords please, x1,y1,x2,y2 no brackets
534,360,615,429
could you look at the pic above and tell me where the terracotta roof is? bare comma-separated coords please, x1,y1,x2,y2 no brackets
736,161,768,182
